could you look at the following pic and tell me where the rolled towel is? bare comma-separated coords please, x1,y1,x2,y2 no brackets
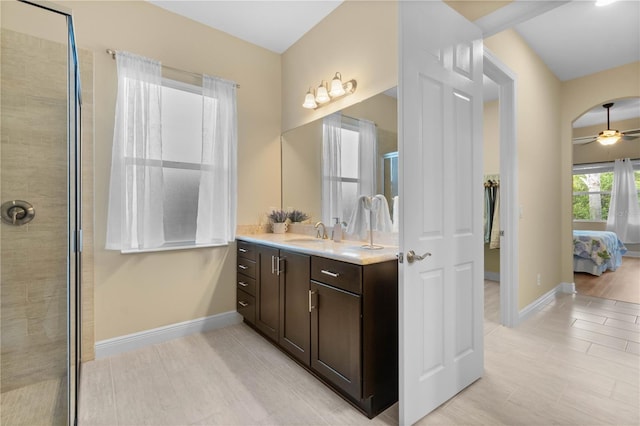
392,196,399,232
347,195,371,239
373,194,392,232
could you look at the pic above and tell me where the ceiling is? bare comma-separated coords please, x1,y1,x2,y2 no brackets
148,0,639,126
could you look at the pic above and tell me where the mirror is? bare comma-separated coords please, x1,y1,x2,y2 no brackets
281,88,398,230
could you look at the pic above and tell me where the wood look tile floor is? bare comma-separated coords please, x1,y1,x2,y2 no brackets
78,282,640,426
574,257,640,305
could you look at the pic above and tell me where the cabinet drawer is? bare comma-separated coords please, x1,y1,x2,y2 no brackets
237,258,256,279
311,256,362,294
237,274,256,296
237,241,256,261
237,289,255,324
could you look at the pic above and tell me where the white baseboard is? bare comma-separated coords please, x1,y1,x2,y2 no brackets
484,271,500,282
518,282,574,324
624,251,640,258
561,282,576,294
95,310,242,359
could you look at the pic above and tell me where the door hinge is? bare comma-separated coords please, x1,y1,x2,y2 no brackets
398,252,403,264
499,230,504,237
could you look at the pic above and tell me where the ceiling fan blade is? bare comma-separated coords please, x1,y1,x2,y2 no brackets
622,134,639,141
572,136,597,145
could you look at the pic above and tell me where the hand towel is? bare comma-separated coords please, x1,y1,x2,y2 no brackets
347,195,372,239
373,194,392,232
392,196,399,232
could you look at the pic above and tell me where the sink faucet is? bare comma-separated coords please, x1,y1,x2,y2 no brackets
314,221,328,239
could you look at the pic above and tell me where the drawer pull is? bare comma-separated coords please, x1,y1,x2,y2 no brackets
238,281,248,287
238,264,248,270
238,301,249,307
238,248,248,253
321,269,339,278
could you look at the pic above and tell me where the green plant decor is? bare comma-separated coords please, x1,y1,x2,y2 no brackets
268,209,288,223
288,210,309,223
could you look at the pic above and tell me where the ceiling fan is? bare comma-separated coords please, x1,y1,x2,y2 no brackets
572,102,640,145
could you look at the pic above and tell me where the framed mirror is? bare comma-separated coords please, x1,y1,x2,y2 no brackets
281,87,398,230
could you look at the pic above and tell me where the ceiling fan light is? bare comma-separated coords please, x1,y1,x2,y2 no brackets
597,129,622,145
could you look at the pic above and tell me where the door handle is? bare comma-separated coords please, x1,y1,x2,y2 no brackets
406,250,431,264
309,290,316,312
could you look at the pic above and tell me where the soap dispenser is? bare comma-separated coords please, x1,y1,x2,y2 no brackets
332,217,343,242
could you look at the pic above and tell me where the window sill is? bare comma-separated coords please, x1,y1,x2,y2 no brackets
120,241,229,254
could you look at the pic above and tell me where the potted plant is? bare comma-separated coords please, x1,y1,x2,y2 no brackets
288,209,309,223
268,209,289,234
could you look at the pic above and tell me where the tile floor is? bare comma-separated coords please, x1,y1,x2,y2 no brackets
78,282,640,425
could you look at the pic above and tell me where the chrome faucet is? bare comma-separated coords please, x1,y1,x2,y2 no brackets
314,221,328,239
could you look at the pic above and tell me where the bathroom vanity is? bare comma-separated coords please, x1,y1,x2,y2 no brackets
235,234,398,418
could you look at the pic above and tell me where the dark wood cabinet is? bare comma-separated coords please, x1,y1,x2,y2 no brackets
236,241,257,325
255,245,280,342
311,280,361,399
278,250,311,366
236,239,398,419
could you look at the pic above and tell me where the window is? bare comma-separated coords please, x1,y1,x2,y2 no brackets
573,162,640,221
338,123,360,222
106,51,237,253
161,80,203,245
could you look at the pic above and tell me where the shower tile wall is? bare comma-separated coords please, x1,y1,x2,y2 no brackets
0,28,94,392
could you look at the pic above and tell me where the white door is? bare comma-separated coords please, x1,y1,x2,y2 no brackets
398,1,484,424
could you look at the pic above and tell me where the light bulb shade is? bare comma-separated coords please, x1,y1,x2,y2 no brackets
329,73,346,97
315,85,330,103
597,129,622,145
302,91,317,109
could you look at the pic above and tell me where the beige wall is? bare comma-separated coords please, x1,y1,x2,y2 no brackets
560,62,640,283
282,1,397,132
485,29,563,309
2,0,282,343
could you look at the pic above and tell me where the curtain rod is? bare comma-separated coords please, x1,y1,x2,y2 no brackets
106,49,240,88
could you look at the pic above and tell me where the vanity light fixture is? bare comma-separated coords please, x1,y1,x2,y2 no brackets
302,72,357,109
595,0,617,6
596,103,623,146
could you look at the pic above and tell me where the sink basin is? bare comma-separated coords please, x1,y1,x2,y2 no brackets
286,237,327,243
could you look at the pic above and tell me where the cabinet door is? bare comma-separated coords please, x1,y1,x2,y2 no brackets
311,281,361,400
279,250,311,366
256,245,279,341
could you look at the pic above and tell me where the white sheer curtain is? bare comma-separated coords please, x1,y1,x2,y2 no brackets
606,158,640,243
196,75,237,244
358,118,377,197
322,113,343,224
106,51,165,251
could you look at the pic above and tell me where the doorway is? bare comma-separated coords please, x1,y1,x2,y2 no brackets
484,50,519,327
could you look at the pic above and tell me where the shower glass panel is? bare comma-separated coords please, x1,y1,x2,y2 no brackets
0,1,82,425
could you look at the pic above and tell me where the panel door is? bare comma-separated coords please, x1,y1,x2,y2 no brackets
399,1,485,424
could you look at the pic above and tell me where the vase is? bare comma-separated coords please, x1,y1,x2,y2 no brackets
272,222,288,234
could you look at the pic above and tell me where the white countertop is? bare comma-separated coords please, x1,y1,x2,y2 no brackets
236,233,399,265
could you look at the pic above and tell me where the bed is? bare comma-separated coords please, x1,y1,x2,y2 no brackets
573,230,627,276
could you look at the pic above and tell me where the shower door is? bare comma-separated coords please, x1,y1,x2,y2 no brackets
0,1,82,425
